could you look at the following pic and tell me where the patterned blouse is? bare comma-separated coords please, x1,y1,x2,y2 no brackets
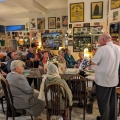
75,58,90,70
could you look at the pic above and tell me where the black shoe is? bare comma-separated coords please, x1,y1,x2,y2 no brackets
96,116,101,120
8,112,22,117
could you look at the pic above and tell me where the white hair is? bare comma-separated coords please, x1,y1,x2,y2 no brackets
10,60,25,71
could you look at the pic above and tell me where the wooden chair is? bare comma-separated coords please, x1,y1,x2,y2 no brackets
68,74,87,120
0,96,5,114
45,83,72,120
0,75,33,120
116,88,120,116
25,60,34,69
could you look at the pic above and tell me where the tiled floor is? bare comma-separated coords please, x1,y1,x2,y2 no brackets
0,101,120,120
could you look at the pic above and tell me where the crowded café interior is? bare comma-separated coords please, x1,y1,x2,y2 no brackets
0,0,120,120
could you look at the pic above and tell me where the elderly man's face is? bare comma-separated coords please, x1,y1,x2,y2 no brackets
16,65,24,74
11,52,18,60
29,48,33,53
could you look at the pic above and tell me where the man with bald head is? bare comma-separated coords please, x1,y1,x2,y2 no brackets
91,33,120,120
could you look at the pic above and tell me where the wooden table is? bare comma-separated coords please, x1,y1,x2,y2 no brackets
23,68,43,90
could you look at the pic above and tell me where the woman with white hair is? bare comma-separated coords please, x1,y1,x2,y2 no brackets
75,52,90,70
38,63,73,110
6,60,45,120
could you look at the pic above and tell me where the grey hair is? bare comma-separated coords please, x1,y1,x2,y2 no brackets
10,60,25,71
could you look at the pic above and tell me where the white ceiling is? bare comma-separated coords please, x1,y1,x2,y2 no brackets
0,0,68,21
35,0,67,9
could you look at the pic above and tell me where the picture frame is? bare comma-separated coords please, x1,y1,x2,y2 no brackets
68,40,73,46
62,16,68,27
94,22,100,26
69,24,72,28
57,17,60,21
83,23,90,27
70,2,84,22
56,22,60,29
48,17,56,29
113,11,118,20
91,1,103,19
111,0,120,10
37,18,45,30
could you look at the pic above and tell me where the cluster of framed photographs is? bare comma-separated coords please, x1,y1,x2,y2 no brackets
70,0,120,22
48,16,68,29
30,16,68,30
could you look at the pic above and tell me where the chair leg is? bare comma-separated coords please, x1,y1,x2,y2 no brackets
12,108,15,120
1,98,5,114
69,107,71,120
83,99,86,120
6,105,8,120
119,98,120,116
31,115,33,120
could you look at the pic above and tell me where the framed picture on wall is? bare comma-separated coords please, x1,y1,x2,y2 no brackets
113,11,118,20
57,17,60,21
68,40,73,46
83,23,90,27
111,0,120,10
37,18,45,30
91,1,103,19
70,2,84,22
62,16,68,27
48,17,56,29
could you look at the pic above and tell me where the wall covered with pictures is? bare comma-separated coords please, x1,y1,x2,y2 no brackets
29,8,68,30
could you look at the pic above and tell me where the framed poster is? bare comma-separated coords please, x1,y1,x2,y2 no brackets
91,1,103,19
113,11,118,20
37,18,45,30
111,0,120,10
62,16,68,27
30,18,36,30
110,22,119,39
48,17,56,29
70,2,84,22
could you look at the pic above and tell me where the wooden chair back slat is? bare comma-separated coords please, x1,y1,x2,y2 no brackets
45,83,69,119
25,60,34,69
68,74,86,120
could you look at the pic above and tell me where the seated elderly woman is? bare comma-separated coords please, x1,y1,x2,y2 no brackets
64,50,75,68
57,50,66,73
75,52,90,70
38,63,73,110
6,60,45,120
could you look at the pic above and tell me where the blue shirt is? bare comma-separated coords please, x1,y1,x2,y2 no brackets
7,59,13,72
27,52,35,60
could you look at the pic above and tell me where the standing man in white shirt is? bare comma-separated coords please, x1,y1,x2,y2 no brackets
91,33,120,120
